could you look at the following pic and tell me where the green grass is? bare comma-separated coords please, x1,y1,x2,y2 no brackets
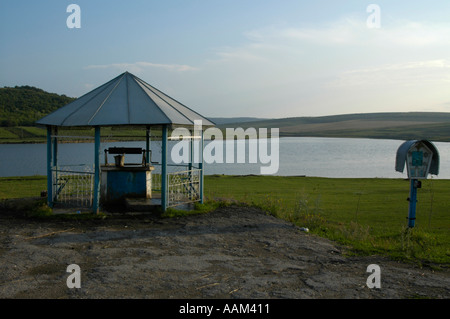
0,176,47,198
0,127,50,143
0,127,19,139
205,175,450,265
1,175,449,265
19,126,48,137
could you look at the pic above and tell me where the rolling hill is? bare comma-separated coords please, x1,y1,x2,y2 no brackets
1,85,450,142
213,112,450,142
0,86,75,126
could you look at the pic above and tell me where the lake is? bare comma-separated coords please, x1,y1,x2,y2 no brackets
0,137,449,179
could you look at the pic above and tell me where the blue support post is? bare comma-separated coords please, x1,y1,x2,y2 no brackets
46,126,53,208
146,126,150,165
188,129,193,200
189,129,193,172
199,129,204,204
93,126,101,214
161,125,168,211
52,127,58,169
52,127,58,203
408,179,418,228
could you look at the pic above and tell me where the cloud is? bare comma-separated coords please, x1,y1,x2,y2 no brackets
84,61,198,73
80,18,450,118
198,17,450,117
331,59,450,88
241,18,365,45
378,20,450,47
206,17,450,85
213,45,269,63
239,17,450,52
278,19,365,45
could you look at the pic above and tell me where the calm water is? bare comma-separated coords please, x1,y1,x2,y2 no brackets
0,137,449,179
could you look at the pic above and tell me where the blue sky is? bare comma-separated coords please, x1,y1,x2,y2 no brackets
1,1,450,118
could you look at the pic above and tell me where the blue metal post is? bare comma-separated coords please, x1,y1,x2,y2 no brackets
189,129,193,171
52,127,58,168
408,179,418,228
93,126,101,214
52,127,58,203
146,126,150,165
199,129,204,204
188,129,193,200
161,125,168,211
46,126,53,208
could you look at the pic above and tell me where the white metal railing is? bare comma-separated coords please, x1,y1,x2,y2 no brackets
51,163,201,209
150,164,198,190
52,165,94,208
167,168,201,207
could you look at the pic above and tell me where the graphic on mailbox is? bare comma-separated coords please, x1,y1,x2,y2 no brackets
407,144,432,179
396,140,439,179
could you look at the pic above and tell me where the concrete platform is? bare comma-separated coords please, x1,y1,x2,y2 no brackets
124,195,196,212
124,197,161,212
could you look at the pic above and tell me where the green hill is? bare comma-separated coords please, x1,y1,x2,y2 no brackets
0,85,76,126
216,112,450,142
1,85,450,142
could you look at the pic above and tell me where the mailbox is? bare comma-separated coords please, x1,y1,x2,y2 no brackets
395,140,439,179
395,140,440,228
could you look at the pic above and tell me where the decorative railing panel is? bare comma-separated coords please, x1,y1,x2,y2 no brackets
167,168,201,208
52,165,94,208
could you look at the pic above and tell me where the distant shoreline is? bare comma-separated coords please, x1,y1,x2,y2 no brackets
2,111,450,143
1,133,450,144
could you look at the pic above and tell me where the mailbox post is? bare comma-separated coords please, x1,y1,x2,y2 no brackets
395,140,439,228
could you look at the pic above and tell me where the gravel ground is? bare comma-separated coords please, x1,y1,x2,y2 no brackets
0,205,448,299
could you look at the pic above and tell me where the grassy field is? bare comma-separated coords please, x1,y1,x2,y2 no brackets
215,112,450,142
0,176,48,198
1,175,449,265
205,175,450,265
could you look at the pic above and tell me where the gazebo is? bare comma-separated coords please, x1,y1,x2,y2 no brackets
36,72,214,213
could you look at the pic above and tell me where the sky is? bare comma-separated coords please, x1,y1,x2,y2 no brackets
1,0,450,119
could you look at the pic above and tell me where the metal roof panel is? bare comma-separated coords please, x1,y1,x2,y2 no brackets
36,72,215,128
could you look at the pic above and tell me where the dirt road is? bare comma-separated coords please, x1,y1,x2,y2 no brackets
0,205,448,299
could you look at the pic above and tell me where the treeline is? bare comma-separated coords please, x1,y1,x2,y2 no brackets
0,86,75,126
